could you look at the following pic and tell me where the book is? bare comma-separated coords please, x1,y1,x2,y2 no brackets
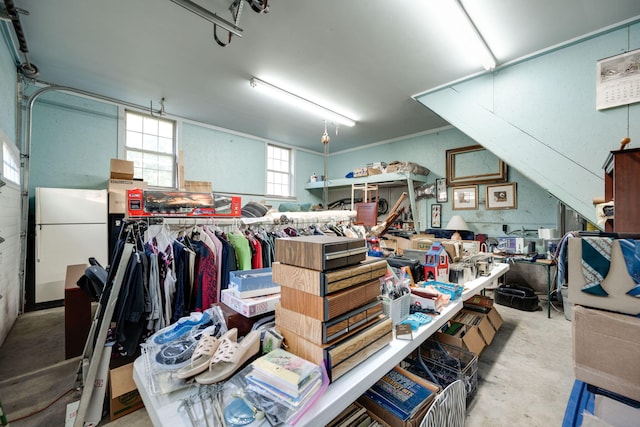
245,371,322,409
246,367,321,399
364,366,435,420
250,348,320,394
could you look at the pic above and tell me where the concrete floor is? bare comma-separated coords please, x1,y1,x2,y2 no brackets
0,295,574,426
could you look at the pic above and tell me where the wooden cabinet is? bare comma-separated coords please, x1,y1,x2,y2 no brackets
603,148,640,232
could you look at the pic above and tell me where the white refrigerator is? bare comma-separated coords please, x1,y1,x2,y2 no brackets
35,187,108,303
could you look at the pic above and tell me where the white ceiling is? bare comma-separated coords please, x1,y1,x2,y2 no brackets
7,0,640,153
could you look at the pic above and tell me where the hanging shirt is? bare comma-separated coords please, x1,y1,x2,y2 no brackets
228,231,252,270
216,231,238,290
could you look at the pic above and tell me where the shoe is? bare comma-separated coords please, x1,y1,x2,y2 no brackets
174,328,238,379
153,310,213,344
195,330,261,385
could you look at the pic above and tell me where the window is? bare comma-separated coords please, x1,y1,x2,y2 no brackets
125,111,175,187
2,141,20,185
266,144,292,197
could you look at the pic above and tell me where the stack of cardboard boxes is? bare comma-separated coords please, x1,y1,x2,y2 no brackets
108,158,147,215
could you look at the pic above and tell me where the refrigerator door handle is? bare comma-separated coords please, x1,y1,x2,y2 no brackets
36,224,41,262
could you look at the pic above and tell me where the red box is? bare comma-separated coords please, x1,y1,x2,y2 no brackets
126,189,241,217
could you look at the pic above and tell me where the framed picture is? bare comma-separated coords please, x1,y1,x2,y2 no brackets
446,145,508,186
486,183,517,210
431,204,442,228
436,178,448,202
452,185,478,210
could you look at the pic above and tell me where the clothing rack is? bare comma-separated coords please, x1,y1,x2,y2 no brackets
127,210,357,228
73,210,357,425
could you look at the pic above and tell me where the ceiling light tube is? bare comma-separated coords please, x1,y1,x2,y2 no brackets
453,0,496,70
250,77,356,127
170,0,243,37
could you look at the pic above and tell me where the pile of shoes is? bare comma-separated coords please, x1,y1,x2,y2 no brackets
142,307,272,395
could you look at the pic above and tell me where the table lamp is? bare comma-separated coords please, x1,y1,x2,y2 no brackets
445,215,469,241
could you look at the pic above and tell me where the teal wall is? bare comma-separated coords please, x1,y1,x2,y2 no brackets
27,90,119,194
416,21,640,226
0,26,17,145
182,121,322,206
23,85,323,209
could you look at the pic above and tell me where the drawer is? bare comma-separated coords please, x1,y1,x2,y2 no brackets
275,300,384,344
279,279,380,321
272,258,387,296
279,316,393,382
275,235,367,271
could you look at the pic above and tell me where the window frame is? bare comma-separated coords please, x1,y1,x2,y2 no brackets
2,139,21,187
124,110,177,188
265,144,294,198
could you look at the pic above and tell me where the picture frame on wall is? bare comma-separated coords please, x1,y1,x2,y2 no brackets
436,178,448,202
431,204,442,228
452,185,478,210
486,182,517,210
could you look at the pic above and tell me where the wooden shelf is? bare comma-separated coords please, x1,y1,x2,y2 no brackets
304,172,429,190
305,172,430,231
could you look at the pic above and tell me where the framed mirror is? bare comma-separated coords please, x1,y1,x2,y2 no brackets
446,145,507,185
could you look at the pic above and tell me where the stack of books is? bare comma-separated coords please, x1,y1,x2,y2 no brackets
245,348,323,410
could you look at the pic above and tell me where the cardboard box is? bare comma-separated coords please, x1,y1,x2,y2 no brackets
110,158,134,180
220,289,280,317
436,321,485,355
353,167,368,177
573,305,640,402
463,296,504,332
486,306,504,330
108,179,147,214
452,309,496,345
109,362,144,421
184,180,212,193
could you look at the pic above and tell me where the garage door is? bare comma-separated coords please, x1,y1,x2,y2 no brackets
0,138,22,346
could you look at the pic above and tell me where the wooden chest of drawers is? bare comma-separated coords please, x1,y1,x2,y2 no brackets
275,235,367,271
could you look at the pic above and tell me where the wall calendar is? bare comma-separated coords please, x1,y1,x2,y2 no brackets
596,49,640,110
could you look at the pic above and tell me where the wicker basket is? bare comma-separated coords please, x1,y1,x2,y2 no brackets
382,293,411,325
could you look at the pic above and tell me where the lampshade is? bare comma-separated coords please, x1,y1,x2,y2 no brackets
445,215,469,231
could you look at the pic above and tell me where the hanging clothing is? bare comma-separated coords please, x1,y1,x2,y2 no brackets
228,231,252,270
216,231,238,291
115,249,149,356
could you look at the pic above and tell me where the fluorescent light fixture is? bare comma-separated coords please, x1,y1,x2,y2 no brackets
249,77,356,127
452,0,496,70
170,0,243,37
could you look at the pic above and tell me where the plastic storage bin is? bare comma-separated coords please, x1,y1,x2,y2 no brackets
382,293,411,325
